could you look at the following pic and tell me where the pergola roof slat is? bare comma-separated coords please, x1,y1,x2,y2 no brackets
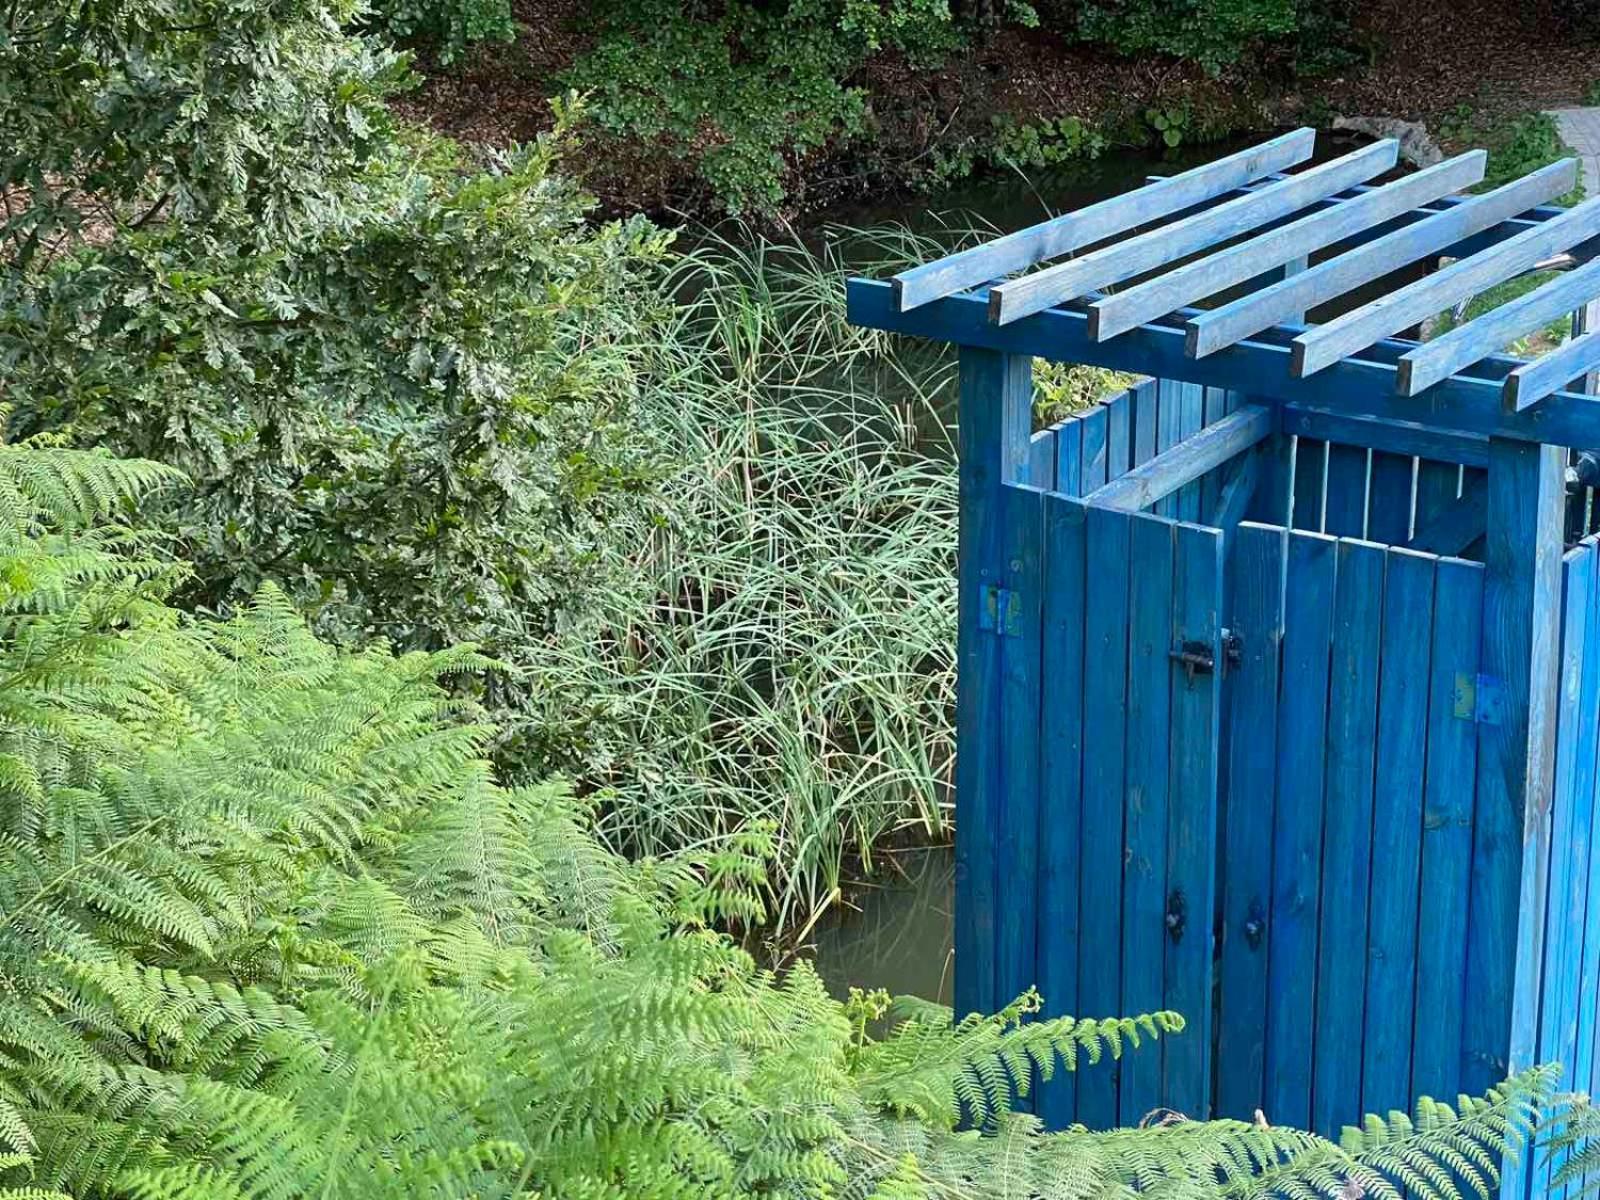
1185,158,1579,359
1087,151,1487,343
888,128,1316,312
1505,329,1600,411
987,139,1401,326
1292,195,1600,378
1396,257,1600,396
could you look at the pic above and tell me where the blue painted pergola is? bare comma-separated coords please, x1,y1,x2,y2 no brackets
846,129,1600,1184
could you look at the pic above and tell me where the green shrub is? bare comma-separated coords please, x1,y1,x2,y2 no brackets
371,0,516,64
564,0,966,212
1074,0,1299,74
1441,106,1587,204
990,113,1110,169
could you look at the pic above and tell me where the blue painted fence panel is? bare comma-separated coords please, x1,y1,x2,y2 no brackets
1411,556,1484,1104
1120,513,1175,1125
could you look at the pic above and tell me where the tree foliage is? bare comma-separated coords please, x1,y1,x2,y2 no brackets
3,0,674,770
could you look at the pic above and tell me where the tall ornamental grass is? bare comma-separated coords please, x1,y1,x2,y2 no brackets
533,223,961,939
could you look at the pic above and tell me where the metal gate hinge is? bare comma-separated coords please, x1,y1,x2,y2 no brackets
1453,672,1505,726
979,585,1021,638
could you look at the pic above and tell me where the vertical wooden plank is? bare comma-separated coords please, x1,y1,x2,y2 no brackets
1534,542,1594,1200
1176,383,1205,523
1311,538,1385,1136
1154,380,1184,519
1361,547,1436,1115
1245,428,1294,527
1130,379,1158,471
1415,459,1464,534
1029,429,1058,491
1120,512,1175,1125
1199,387,1231,516
1466,440,1564,1109
1293,438,1327,532
1578,545,1600,1176
996,484,1044,1039
1216,523,1286,1119
1107,390,1132,483
1265,530,1337,1130
954,348,1033,1022
1323,444,1370,539
1411,556,1484,1104
1078,503,1130,1127
1163,521,1224,1118
1367,452,1415,546
1082,407,1110,494
1055,419,1083,499
1036,494,1087,1128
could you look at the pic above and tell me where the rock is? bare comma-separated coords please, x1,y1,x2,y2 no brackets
1331,116,1445,167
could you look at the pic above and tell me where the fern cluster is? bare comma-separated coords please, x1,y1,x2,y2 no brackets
0,442,1566,1198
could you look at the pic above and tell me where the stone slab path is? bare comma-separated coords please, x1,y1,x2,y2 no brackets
1548,107,1600,199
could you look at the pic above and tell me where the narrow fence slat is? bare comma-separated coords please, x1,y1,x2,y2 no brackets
1083,406,1110,492
1036,494,1088,1127
1079,503,1132,1127
1177,383,1205,523
1292,438,1327,532
1029,428,1058,491
1535,541,1595,1199
1217,523,1287,1119
1411,556,1485,1103
1120,513,1176,1125
1200,387,1231,515
1312,539,1385,1135
1055,419,1084,498
996,485,1045,1065
1163,522,1225,1118
1579,548,1600,1183
1246,422,1294,526
1156,380,1185,519
1324,444,1369,538
1362,547,1436,1115
1108,390,1132,483
1367,451,1415,545
954,349,1031,1020
1131,379,1159,470
1265,531,1338,1128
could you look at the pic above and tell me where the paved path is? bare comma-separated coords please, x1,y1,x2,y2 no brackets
1548,107,1600,199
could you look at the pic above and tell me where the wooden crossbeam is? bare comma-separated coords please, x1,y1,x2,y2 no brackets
844,278,1600,447
1278,405,1489,467
1185,160,1579,359
987,140,1400,326
1292,196,1600,378
1087,404,1274,510
1087,152,1488,343
1505,329,1600,411
1397,258,1600,396
888,129,1315,312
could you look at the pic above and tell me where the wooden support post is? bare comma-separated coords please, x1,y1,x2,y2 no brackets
954,348,1034,1023
1466,438,1564,1200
